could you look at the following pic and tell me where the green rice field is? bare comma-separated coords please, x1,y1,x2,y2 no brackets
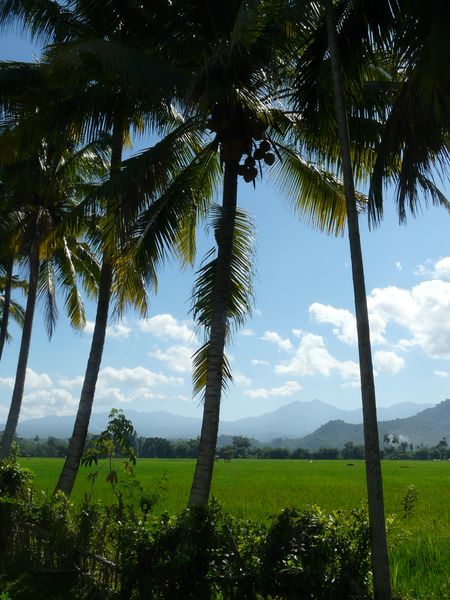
20,458,450,599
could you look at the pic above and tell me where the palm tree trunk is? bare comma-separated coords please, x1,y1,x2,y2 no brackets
325,3,392,599
55,259,113,494
54,119,123,496
188,160,239,506
0,257,13,361
0,248,40,458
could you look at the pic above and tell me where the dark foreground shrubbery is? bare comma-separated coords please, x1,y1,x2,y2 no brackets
0,458,372,599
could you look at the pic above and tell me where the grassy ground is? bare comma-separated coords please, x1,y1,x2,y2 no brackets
19,458,450,599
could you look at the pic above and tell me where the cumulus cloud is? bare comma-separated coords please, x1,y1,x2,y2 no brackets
368,280,450,358
309,303,357,345
373,351,405,375
261,330,293,353
59,375,84,389
99,366,182,388
433,257,450,280
310,260,450,360
244,380,301,399
149,345,193,373
395,261,402,271
0,368,52,391
138,314,197,344
275,333,360,384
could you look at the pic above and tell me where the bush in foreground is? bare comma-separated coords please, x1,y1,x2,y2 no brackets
0,459,373,599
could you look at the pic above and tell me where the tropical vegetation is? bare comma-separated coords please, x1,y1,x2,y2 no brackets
0,0,449,598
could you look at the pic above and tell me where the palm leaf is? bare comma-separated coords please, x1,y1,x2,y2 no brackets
191,204,256,397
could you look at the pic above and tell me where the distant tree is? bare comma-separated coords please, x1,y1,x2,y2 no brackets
231,436,251,458
342,442,364,460
313,447,339,460
291,447,311,460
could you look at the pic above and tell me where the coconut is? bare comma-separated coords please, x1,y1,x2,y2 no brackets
244,155,256,167
264,152,275,166
260,140,271,152
253,148,265,161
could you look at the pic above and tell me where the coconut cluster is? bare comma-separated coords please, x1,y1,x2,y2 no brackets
207,103,275,183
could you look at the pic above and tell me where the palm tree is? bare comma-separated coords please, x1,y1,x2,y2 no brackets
182,0,352,505
0,0,201,492
0,134,105,459
288,2,449,597
324,3,391,597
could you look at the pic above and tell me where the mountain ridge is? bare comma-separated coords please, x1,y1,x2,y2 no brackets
1,399,435,441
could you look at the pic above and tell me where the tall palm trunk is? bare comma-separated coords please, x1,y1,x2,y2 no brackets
0,257,13,361
325,3,392,599
55,121,123,496
0,247,40,458
188,160,239,506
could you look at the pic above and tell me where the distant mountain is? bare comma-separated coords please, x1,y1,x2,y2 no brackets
9,410,201,440
219,400,432,441
1,399,434,441
290,400,450,450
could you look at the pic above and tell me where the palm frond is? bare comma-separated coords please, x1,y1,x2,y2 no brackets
191,204,256,397
38,257,57,339
270,142,366,236
192,342,232,397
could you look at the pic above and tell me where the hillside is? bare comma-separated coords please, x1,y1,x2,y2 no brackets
291,400,450,450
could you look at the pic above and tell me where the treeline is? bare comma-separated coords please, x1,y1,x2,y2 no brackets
14,434,450,461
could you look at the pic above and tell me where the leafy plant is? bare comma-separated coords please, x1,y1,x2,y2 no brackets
0,457,33,498
81,409,137,504
401,485,418,519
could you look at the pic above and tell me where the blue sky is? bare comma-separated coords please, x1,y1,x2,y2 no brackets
1,32,450,423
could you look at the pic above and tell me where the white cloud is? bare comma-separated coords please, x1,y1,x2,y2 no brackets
251,359,270,367
433,257,450,280
395,261,402,271
138,314,197,344
233,372,252,387
107,323,132,339
434,370,448,378
275,333,360,384
244,380,301,399
309,303,357,345
368,280,450,358
149,345,193,373
176,394,190,401
0,376,14,389
261,330,293,353
0,369,52,391
26,369,52,389
373,351,405,375
19,388,79,419
83,321,95,335
310,262,450,360
239,328,255,337
59,375,84,389
99,366,182,388
83,320,131,339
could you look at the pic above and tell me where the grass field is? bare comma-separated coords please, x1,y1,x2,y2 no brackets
19,458,450,599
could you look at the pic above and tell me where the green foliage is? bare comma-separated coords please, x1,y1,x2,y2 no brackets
401,485,418,519
81,409,137,506
259,507,371,599
0,457,33,498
